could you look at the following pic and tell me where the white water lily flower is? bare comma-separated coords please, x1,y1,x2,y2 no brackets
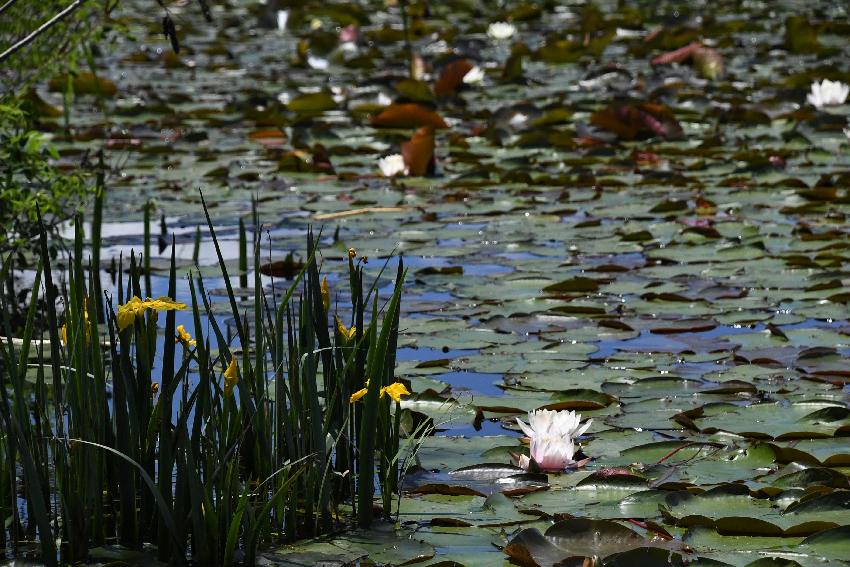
516,409,591,472
276,10,288,31
378,154,408,177
463,65,485,84
487,21,516,40
307,55,329,70
508,112,528,128
807,79,849,108
844,126,850,141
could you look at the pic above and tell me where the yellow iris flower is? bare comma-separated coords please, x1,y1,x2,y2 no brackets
349,380,411,404
381,382,411,402
321,276,330,311
349,387,368,403
335,316,356,341
116,296,186,331
224,357,239,397
60,297,92,345
175,324,196,347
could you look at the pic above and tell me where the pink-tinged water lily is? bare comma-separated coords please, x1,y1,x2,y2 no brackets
807,79,849,108
516,409,592,472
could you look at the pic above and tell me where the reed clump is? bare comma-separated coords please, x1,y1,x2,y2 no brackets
0,190,421,566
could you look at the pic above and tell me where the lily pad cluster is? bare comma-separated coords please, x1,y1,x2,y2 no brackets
32,0,850,565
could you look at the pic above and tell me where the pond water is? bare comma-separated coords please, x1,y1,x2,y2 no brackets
22,0,850,564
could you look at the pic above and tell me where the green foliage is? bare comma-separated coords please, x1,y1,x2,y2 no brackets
0,0,101,97
0,197,419,564
0,101,90,253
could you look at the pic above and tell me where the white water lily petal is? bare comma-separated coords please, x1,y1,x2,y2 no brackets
518,454,531,470
277,10,289,31
487,22,516,40
808,79,849,108
515,417,535,439
574,418,593,438
508,112,528,128
307,55,329,70
463,65,485,84
378,154,408,177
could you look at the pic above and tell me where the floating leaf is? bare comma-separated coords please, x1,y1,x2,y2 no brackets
506,518,675,566
371,103,449,129
542,277,600,294
785,16,820,54
799,526,850,561
48,72,118,97
411,464,548,498
258,254,303,279
395,78,436,103
287,91,336,113
401,126,435,176
590,103,683,140
434,59,474,97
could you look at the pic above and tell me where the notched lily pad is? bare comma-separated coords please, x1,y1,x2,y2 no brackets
410,463,548,497
260,524,435,566
505,518,682,566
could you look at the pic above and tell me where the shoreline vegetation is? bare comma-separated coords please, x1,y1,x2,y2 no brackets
1,193,422,565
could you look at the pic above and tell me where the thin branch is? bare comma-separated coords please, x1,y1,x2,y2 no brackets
0,0,20,17
653,441,697,465
0,0,90,65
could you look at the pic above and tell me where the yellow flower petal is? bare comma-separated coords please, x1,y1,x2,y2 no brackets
176,324,196,347
116,296,186,331
63,297,94,344
381,382,411,403
145,297,187,312
321,276,330,311
335,315,356,341
224,357,238,397
116,296,143,331
349,387,368,403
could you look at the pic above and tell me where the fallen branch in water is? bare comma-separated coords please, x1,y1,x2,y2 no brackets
313,206,408,220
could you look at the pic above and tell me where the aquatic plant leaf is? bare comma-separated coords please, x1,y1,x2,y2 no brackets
434,59,474,97
590,103,683,140
402,126,435,176
371,103,449,129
